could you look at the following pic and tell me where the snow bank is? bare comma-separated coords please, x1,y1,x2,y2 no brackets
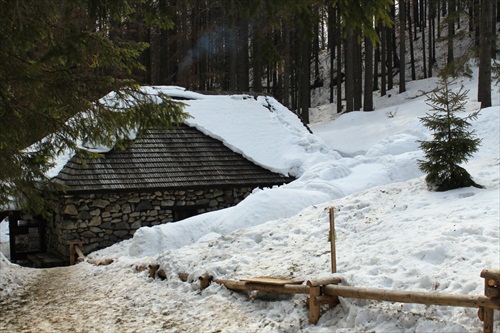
2,66,498,333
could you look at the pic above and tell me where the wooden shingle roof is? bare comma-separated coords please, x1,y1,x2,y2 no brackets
54,124,294,193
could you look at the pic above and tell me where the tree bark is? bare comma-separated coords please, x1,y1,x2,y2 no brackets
364,37,374,111
408,0,416,80
336,15,342,114
447,0,455,66
478,0,492,108
381,22,387,96
345,27,354,111
399,0,406,93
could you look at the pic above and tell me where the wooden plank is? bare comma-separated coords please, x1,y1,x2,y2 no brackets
214,279,310,294
323,285,500,310
239,276,304,285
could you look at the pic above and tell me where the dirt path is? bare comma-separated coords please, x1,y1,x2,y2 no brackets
0,264,175,333
0,262,267,333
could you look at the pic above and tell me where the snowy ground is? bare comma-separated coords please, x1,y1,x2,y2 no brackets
0,67,499,332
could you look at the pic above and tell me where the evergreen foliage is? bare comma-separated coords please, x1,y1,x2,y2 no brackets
0,0,188,215
418,77,483,192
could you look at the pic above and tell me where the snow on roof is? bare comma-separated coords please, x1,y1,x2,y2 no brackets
47,87,338,179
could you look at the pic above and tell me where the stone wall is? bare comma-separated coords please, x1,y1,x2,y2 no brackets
48,187,252,258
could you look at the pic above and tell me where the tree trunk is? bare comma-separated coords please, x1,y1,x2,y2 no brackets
492,0,497,59
354,35,362,111
336,13,342,114
478,0,492,108
381,22,387,96
387,25,394,90
374,40,380,91
328,6,336,103
345,27,354,111
238,18,249,91
399,0,406,93
408,0,416,80
447,0,455,66
299,36,311,123
422,13,427,78
364,36,374,111
252,34,263,92
283,21,291,108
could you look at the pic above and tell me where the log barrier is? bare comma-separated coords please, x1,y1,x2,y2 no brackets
311,268,499,333
205,269,499,332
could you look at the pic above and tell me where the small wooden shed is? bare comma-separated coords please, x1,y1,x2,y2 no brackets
47,124,294,258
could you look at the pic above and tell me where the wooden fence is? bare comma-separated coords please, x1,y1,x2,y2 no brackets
208,268,499,333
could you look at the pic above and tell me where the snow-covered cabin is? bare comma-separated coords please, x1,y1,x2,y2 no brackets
46,89,298,259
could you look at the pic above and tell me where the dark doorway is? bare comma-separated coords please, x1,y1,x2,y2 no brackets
173,208,199,222
8,212,46,263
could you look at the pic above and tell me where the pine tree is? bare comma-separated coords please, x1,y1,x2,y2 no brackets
0,0,188,215
418,76,483,192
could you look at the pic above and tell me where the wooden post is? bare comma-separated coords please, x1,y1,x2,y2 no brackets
307,278,341,316
480,268,500,333
308,286,321,324
68,243,75,266
329,207,336,273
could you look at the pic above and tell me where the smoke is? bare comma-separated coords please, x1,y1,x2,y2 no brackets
175,26,238,83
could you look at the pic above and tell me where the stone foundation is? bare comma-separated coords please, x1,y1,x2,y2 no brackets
48,187,252,258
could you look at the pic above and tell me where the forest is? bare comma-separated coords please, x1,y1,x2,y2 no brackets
114,0,498,123
0,0,498,213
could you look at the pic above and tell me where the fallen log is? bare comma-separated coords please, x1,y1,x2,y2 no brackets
87,258,114,266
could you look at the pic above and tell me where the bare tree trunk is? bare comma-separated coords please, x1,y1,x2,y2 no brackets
336,13,342,114
399,0,406,93
238,18,249,91
422,12,427,78
492,0,497,59
428,0,435,78
478,0,492,108
374,40,380,91
364,37,374,111
299,36,311,123
447,0,455,65
354,37,362,111
408,0,416,80
387,25,394,90
328,6,336,103
283,21,291,108
345,27,354,111
381,21,387,96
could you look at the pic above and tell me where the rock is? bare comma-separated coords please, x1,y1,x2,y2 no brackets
62,204,78,216
136,200,153,211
